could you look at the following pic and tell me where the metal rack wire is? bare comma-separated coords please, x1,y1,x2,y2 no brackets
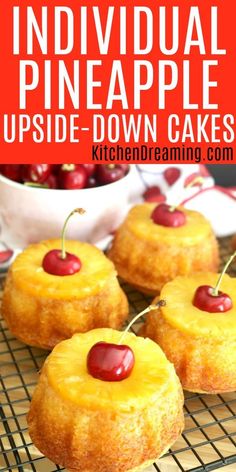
0,237,236,472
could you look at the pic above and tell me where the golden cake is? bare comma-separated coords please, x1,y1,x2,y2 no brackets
27,328,184,472
108,203,219,295
141,273,236,393
2,240,128,350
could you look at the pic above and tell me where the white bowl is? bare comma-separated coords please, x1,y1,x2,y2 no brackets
0,166,135,248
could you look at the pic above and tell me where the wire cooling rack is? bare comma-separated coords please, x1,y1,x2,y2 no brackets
0,237,236,472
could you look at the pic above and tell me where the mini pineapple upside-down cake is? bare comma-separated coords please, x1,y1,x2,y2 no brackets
108,203,219,295
141,251,236,394
28,306,184,472
2,209,128,350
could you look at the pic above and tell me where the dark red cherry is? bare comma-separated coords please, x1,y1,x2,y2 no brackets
22,164,52,184
59,165,87,190
1,165,22,182
96,165,128,185
164,167,181,186
82,164,97,177
86,176,97,188
151,203,186,227
193,285,232,313
51,164,61,175
44,174,57,189
42,249,81,276
87,342,135,381
119,164,129,174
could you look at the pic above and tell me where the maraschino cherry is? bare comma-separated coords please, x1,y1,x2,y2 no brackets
151,203,186,227
87,342,134,382
42,208,85,276
193,250,236,313
151,175,204,228
87,300,166,381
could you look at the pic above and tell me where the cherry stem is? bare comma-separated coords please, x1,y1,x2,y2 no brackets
212,250,236,296
118,299,166,345
62,164,76,172
24,182,49,189
169,176,204,212
61,208,86,260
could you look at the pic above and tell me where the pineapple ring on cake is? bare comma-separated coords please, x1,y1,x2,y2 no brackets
2,240,128,350
27,328,184,472
108,204,219,295
141,273,236,393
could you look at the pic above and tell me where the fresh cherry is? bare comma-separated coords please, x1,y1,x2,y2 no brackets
96,164,128,185
0,164,129,190
42,208,85,276
151,203,186,227
59,164,87,190
22,164,52,184
86,176,97,188
87,300,166,382
44,174,57,189
87,342,135,381
1,165,22,182
193,250,236,313
82,164,97,177
51,164,61,175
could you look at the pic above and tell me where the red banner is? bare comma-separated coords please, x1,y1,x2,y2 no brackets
0,0,235,163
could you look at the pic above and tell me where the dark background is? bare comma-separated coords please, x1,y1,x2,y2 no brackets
207,165,236,187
